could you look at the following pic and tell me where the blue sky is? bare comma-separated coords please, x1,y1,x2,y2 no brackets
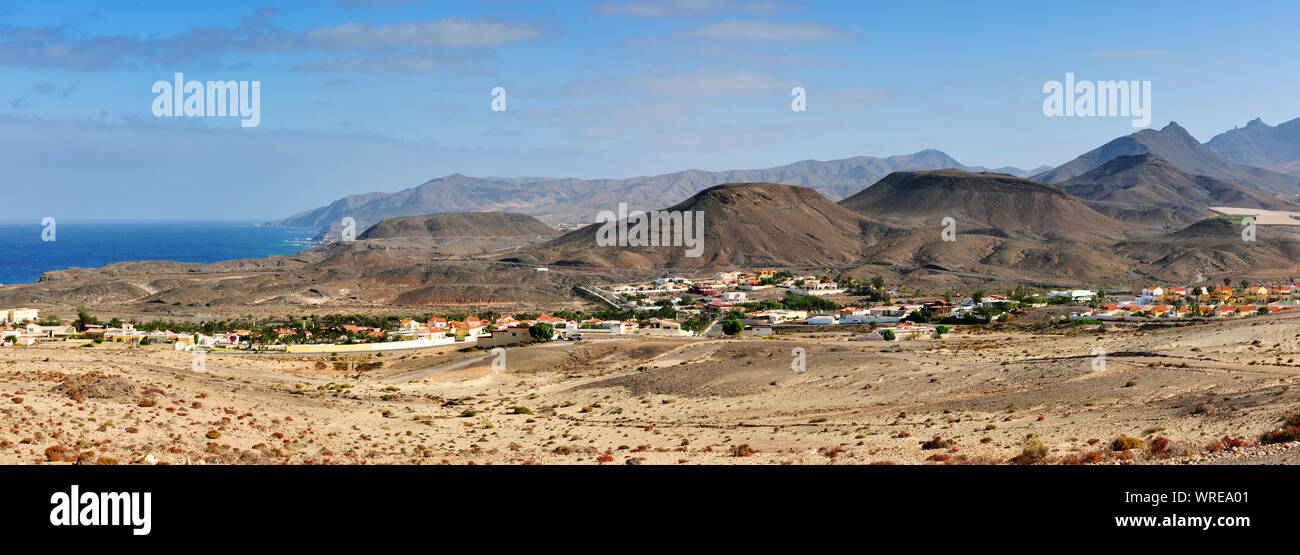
1,0,1297,222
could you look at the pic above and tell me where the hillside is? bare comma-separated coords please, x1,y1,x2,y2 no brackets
269,150,1043,234
1114,218,1300,281
1059,154,1300,226
1033,122,1300,195
357,211,558,241
1205,117,1300,177
839,169,1134,237
511,182,903,270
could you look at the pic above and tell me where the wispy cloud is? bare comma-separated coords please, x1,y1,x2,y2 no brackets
816,87,894,110
0,10,541,71
596,0,795,17
569,69,793,97
1090,49,1174,59
297,18,543,50
686,20,857,41
31,81,75,98
292,53,478,73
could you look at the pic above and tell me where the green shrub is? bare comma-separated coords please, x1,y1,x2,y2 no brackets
722,320,743,335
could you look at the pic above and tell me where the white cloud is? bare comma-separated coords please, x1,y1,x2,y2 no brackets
292,53,465,73
569,69,792,97
688,20,856,41
597,0,793,17
298,18,544,50
1091,50,1174,59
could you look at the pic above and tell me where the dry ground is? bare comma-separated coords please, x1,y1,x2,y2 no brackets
4,311,1300,465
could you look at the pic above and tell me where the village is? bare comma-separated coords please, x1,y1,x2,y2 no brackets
5,271,1299,355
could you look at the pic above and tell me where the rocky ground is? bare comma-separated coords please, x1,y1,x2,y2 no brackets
3,310,1300,465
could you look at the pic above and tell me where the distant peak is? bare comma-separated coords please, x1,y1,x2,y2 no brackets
1246,117,1266,128
1162,121,1185,132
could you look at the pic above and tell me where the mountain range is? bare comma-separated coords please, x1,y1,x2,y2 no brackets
269,150,1048,238
272,119,1300,239
1205,117,1300,177
16,116,1300,310
1058,153,1300,227
1033,122,1300,195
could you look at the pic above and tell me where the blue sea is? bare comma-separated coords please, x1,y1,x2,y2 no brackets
0,222,317,284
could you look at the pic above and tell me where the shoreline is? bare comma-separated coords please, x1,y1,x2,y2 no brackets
0,222,320,285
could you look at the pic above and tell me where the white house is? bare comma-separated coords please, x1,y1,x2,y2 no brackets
721,291,747,303
746,309,809,324
788,280,845,296
1047,290,1096,302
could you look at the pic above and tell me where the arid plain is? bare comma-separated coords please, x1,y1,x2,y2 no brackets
5,308,1300,465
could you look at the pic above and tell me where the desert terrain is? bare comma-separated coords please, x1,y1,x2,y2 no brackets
5,308,1300,465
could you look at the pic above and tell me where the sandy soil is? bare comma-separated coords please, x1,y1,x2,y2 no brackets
3,312,1300,465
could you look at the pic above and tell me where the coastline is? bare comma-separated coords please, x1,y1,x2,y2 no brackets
0,222,319,285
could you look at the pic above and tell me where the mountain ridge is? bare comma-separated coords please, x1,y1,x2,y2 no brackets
1205,117,1300,177
269,149,1046,236
1033,122,1300,195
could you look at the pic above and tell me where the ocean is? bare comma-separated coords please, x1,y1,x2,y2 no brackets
0,222,317,284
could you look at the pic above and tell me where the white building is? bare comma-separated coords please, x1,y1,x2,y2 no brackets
2,308,39,324
1047,290,1096,302
721,291,747,303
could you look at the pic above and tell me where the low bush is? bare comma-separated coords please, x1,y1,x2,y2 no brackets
1111,436,1144,451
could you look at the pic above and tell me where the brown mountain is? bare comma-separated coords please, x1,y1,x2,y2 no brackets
1114,218,1300,281
1059,154,1300,227
1034,122,1300,195
358,211,557,240
834,169,1143,280
511,182,904,270
269,150,1045,235
839,169,1134,238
